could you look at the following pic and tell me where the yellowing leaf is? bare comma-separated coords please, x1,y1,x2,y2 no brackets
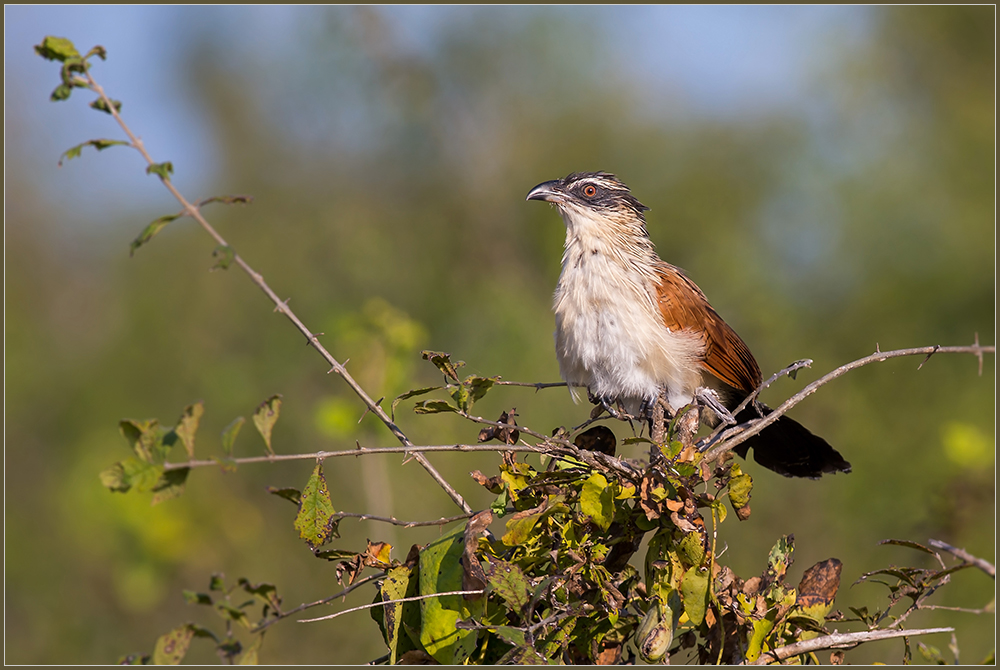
580,472,614,531
152,624,195,665
253,394,282,456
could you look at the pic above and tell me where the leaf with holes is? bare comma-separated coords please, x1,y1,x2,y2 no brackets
294,462,339,548
420,350,464,382
153,624,196,665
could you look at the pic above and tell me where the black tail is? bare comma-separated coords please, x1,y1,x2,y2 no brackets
733,408,851,479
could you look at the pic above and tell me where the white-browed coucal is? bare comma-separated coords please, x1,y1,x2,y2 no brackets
526,171,851,479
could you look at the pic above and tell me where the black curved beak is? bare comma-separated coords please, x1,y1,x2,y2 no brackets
526,180,566,204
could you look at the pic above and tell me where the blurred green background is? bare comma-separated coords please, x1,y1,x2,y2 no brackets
5,6,995,665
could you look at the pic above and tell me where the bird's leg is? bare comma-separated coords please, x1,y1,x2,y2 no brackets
694,387,737,426
587,389,621,419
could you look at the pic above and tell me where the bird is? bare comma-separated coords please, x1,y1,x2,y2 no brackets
526,171,851,479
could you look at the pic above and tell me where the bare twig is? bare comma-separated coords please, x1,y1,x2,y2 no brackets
78,69,471,514
298,589,485,623
162,443,551,471
496,380,567,390
250,571,385,634
746,627,954,665
333,511,473,528
703,343,994,462
927,539,996,578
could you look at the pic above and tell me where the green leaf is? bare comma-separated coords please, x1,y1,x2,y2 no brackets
117,654,151,665
146,161,174,180
252,394,282,456
182,590,213,606
221,417,245,457
465,376,498,408
420,350,464,382
728,464,752,506
58,138,129,166
487,560,531,615
313,548,358,561
745,613,777,663
418,525,483,665
50,83,73,102
153,624,196,665
237,633,264,665
90,97,122,115
450,383,470,411
678,531,705,567
151,468,189,505
119,419,163,462
211,244,235,271
174,401,204,459
209,574,226,591
413,400,459,415
580,471,614,532
34,36,80,62
501,509,544,546
84,45,107,60
680,568,709,627
100,462,131,493
493,626,527,648
238,578,281,611
215,602,251,630
294,461,339,548
265,486,301,506
200,194,254,207
496,647,548,664
390,386,441,420
376,566,420,664
100,456,164,494
766,535,794,584
130,213,181,256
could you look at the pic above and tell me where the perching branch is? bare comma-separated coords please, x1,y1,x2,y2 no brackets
746,626,955,665
702,343,995,462
74,66,471,514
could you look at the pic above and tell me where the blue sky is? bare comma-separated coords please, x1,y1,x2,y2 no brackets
6,6,872,223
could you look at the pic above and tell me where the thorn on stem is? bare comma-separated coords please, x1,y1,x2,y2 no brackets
359,398,383,423
917,345,940,370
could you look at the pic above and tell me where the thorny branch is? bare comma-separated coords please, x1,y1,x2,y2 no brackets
76,68,472,514
332,511,473,528
702,343,995,462
928,538,996,578
746,627,955,665
249,571,385,634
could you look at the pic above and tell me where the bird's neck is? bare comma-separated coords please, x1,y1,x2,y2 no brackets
559,206,661,283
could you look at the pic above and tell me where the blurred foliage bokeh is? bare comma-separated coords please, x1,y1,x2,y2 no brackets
4,6,994,665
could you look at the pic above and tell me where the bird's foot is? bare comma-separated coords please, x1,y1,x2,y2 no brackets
694,387,737,426
588,391,622,419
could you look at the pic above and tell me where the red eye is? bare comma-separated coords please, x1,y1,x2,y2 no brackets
583,185,597,197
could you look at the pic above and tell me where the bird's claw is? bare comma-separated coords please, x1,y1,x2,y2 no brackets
695,388,737,425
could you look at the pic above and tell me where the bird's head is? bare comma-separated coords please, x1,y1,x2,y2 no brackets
526,171,649,225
